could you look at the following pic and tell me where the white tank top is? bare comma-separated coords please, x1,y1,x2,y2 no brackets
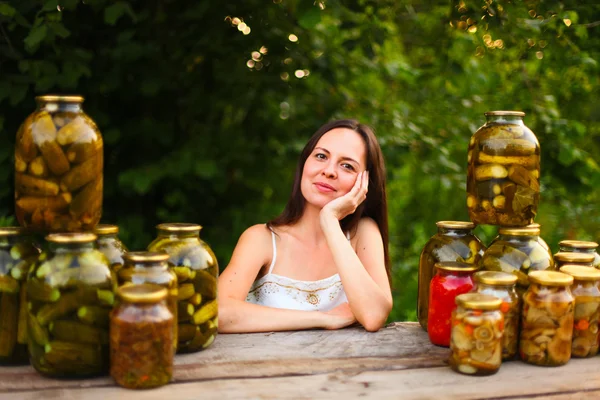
245,230,348,311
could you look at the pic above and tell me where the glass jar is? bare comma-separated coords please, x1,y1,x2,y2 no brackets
15,95,103,232
0,227,40,365
26,233,114,377
95,224,128,274
110,284,174,389
474,271,519,360
467,111,540,226
558,240,600,269
119,252,178,350
450,293,503,376
147,223,218,353
559,265,600,358
417,221,485,331
481,227,555,296
428,262,478,347
554,252,595,269
520,271,574,366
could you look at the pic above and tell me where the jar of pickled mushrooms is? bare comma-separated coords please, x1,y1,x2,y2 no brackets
554,252,595,270
27,233,114,377
428,262,479,347
418,221,486,331
474,271,519,360
558,240,600,269
520,271,574,367
15,95,103,232
110,284,174,389
0,227,40,365
481,226,555,296
450,293,503,376
467,111,540,226
94,224,128,274
147,223,218,353
559,265,600,358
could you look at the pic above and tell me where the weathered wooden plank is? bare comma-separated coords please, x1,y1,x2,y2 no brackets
0,322,449,392
6,357,600,400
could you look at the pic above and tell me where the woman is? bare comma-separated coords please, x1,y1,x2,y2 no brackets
218,119,392,332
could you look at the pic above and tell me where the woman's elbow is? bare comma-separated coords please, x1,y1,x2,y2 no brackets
361,301,392,332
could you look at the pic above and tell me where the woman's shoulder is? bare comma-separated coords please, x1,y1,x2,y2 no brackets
351,217,382,242
240,224,273,243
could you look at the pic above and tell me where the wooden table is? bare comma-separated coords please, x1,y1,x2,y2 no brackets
1,322,598,399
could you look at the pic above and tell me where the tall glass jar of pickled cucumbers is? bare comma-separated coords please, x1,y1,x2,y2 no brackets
450,293,503,376
110,284,174,389
0,227,40,365
480,226,555,296
520,271,574,366
418,221,485,331
559,265,600,358
27,233,114,377
554,252,595,269
147,223,218,353
473,271,519,360
119,252,178,350
558,240,600,269
467,111,540,226
95,224,128,274
15,95,103,232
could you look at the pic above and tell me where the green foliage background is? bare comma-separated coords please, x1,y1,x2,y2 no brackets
1,0,599,322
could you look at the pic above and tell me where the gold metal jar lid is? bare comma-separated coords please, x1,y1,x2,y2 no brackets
554,252,595,263
117,283,167,303
498,227,540,236
559,265,600,281
36,95,84,103
124,251,169,263
484,111,525,117
559,240,599,250
455,293,502,310
46,232,97,243
528,271,573,287
157,223,201,233
0,227,25,237
474,271,517,286
94,224,119,235
436,221,475,230
434,261,479,272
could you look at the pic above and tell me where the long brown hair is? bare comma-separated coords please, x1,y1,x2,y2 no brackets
268,119,390,282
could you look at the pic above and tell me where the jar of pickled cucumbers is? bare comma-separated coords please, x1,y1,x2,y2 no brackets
26,233,114,377
417,221,485,331
554,252,595,269
450,293,503,376
474,271,519,360
428,262,479,347
467,111,540,226
95,224,128,274
119,252,178,349
0,227,40,365
481,226,555,296
15,95,103,232
520,271,574,366
558,240,600,269
559,265,600,358
147,223,218,353
110,284,174,389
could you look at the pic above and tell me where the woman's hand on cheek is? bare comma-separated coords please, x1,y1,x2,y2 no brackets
320,171,369,221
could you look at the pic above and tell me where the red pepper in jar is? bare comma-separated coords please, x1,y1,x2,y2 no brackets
428,262,479,346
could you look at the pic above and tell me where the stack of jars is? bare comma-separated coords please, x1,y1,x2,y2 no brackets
2,95,219,389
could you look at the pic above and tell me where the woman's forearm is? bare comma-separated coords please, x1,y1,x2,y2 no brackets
320,215,392,331
218,297,325,333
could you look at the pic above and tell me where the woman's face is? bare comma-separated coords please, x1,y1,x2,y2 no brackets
300,128,367,209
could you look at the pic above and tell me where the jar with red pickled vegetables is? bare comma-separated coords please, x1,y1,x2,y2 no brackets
428,262,479,346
